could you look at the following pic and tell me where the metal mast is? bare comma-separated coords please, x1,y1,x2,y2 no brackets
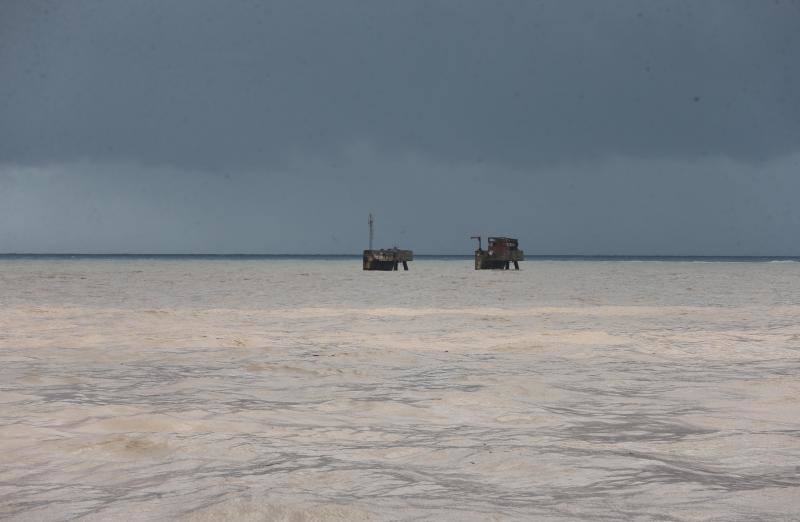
368,213,374,250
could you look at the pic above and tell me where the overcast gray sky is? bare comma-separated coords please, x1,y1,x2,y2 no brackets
1,0,799,254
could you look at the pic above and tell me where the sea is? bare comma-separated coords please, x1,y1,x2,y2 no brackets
1,255,799,520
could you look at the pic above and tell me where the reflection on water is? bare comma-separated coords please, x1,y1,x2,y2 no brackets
1,259,799,520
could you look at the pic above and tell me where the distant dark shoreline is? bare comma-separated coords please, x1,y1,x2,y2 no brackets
1,254,798,262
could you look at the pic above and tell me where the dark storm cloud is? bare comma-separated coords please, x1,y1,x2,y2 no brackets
2,0,799,170
2,150,800,255
1,1,799,254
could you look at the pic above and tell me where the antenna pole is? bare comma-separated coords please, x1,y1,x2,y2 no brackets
368,213,374,250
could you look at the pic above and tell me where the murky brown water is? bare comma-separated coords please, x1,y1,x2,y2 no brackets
1,259,799,520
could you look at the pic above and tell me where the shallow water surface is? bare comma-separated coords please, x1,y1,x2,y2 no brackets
1,259,799,520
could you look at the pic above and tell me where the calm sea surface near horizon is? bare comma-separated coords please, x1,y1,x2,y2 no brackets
1,258,799,520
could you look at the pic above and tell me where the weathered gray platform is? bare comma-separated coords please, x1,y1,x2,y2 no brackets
363,249,413,271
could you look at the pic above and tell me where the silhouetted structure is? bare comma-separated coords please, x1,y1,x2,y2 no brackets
363,214,413,271
471,236,523,270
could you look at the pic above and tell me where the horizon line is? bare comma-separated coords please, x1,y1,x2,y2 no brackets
1,253,799,259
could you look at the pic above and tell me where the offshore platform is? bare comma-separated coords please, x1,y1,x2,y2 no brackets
470,236,524,270
362,213,413,271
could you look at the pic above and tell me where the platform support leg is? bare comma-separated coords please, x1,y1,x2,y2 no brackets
513,261,519,270
393,261,398,271
402,261,408,271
